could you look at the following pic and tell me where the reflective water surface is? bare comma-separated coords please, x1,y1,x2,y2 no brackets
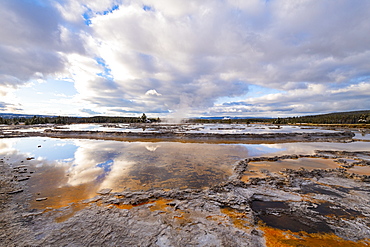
7,123,340,134
1,137,253,208
353,130,370,141
1,137,369,209
242,158,342,182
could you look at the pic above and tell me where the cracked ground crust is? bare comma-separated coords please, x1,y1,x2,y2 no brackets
1,151,370,246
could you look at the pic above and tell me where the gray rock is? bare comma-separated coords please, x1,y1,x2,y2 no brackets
82,196,102,204
35,197,48,201
7,189,23,194
97,188,112,195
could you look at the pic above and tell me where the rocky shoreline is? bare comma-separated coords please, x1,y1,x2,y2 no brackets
1,129,356,143
1,150,370,246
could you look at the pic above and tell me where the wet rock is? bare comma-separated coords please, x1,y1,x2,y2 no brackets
97,188,112,195
7,189,23,194
35,197,48,201
82,196,102,204
13,165,28,169
22,211,43,217
104,197,121,205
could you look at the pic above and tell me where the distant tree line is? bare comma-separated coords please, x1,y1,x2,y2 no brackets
274,110,370,124
1,110,369,126
0,114,160,125
188,110,370,125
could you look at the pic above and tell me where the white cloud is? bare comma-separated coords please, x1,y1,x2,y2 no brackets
212,82,370,117
145,89,162,96
0,0,369,116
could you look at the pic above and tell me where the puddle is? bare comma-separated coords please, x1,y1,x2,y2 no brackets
1,136,369,211
247,158,341,175
301,185,343,197
29,166,98,209
251,200,332,234
251,201,289,211
312,202,363,219
0,137,254,209
258,213,332,233
258,142,370,156
347,165,370,175
354,131,370,141
240,171,268,182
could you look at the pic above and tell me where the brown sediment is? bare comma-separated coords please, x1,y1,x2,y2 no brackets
260,226,370,247
248,157,341,174
240,172,267,182
28,166,99,209
148,198,173,212
347,165,370,175
114,204,134,210
220,207,251,231
234,153,370,183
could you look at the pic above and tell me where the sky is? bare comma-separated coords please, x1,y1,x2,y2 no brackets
1,0,370,118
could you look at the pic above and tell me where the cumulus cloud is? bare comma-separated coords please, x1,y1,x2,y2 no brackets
145,89,162,96
0,0,86,99
211,82,370,117
0,0,369,116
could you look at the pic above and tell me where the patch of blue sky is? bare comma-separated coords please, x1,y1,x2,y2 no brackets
215,84,284,105
25,0,48,7
17,79,77,101
96,57,113,80
82,3,121,26
247,84,283,96
143,5,153,12
96,4,120,16
83,13,92,26
82,5,94,26
13,79,78,115
111,109,147,114
9,137,78,161
96,159,114,172
96,159,114,182
349,75,370,84
81,108,100,115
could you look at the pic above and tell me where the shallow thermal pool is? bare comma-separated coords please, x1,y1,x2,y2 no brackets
1,137,369,209
0,137,251,208
9,123,343,134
